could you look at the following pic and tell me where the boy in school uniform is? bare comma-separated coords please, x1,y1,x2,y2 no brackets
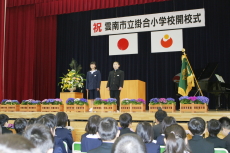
206,119,227,149
219,117,230,152
88,117,120,153
106,61,124,110
188,117,214,153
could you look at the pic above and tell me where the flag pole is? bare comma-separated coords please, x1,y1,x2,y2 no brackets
182,48,203,96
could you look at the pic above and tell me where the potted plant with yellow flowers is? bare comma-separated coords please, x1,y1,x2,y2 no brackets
59,59,85,92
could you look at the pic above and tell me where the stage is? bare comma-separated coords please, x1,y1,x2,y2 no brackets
3,110,230,141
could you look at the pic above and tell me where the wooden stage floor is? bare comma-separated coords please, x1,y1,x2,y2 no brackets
3,110,230,122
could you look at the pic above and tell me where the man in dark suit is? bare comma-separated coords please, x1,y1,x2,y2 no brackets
152,108,167,140
119,113,135,136
219,117,230,152
88,117,120,153
107,61,124,110
188,117,214,153
206,119,227,149
0,114,13,134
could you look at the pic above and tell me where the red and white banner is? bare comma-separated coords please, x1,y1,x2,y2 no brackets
109,33,138,56
151,29,183,53
91,8,205,36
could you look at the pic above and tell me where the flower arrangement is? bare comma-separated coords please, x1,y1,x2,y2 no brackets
179,96,209,104
21,99,41,105
1,99,19,105
66,98,88,105
59,59,85,91
121,98,146,105
149,98,176,105
93,98,117,105
42,99,62,105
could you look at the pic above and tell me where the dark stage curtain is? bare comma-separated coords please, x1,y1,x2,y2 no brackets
56,0,230,109
4,5,57,101
0,0,5,100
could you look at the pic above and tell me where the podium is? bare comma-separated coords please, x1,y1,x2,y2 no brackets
100,80,146,101
60,92,83,112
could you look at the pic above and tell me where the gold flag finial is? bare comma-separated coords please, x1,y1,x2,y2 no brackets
182,48,186,55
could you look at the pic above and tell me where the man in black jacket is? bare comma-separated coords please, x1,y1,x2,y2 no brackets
107,61,124,110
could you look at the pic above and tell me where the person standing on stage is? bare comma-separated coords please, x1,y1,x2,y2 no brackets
106,61,124,110
86,62,101,111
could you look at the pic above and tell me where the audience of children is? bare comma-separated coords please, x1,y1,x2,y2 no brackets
119,113,135,136
0,112,229,153
136,122,160,153
81,115,102,152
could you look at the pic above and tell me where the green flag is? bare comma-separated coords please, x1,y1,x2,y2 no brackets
178,55,195,96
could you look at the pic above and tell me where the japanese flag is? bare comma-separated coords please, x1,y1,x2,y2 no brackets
109,33,138,56
151,29,183,53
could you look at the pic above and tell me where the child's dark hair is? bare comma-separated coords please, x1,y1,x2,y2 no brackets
188,117,205,135
85,115,101,134
98,117,118,141
136,122,153,143
112,133,146,153
36,115,56,133
90,61,96,65
155,110,167,123
164,124,191,153
14,118,27,134
161,116,177,133
119,113,132,128
23,124,54,153
219,117,230,130
113,61,120,65
28,118,36,126
0,134,40,153
45,113,57,126
207,119,221,137
56,112,68,127
0,114,9,126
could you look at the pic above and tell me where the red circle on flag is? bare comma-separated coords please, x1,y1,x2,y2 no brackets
117,38,129,50
161,38,173,48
